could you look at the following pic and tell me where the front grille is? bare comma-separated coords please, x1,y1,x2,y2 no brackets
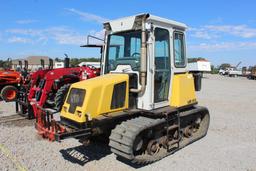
67,88,86,113
111,81,126,109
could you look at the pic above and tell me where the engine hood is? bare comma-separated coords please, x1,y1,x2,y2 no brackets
61,73,129,123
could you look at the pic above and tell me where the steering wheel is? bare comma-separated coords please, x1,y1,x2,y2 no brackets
131,52,140,57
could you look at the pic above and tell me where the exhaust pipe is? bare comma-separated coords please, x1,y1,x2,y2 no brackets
24,60,28,69
18,60,22,68
7,58,12,69
64,57,70,68
49,59,53,69
130,14,149,94
41,59,45,68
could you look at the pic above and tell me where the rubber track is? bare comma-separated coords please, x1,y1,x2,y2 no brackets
109,106,210,165
109,116,166,164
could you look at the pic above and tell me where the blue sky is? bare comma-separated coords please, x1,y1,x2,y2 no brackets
0,0,256,66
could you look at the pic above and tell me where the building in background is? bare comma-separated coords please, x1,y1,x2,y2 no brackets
12,56,51,71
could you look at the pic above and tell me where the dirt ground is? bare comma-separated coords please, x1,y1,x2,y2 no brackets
0,74,256,171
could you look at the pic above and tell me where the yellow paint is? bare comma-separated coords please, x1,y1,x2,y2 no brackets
170,73,197,107
0,144,27,171
61,74,129,123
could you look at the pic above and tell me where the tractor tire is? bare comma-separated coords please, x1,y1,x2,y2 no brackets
0,85,18,102
54,84,70,112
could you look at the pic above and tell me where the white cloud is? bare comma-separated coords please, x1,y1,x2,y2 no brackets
65,8,108,23
16,19,38,24
189,28,217,39
6,27,87,45
189,24,256,39
192,31,212,39
47,27,84,45
6,28,42,36
8,37,33,43
188,42,256,51
205,25,256,38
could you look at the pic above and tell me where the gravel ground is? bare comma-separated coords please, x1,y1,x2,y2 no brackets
0,101,15,116
0,74,256,171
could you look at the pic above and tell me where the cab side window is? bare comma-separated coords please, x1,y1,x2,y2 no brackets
174,32,186,67
154,28,171,103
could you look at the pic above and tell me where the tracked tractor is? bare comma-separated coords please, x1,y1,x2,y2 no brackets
37,14,210,164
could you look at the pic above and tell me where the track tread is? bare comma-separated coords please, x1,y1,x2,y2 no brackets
109,107,210,165
109,116,165,164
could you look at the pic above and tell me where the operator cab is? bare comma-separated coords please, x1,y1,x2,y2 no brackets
102,14,189,110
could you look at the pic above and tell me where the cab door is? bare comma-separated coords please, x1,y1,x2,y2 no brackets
153,27,171,104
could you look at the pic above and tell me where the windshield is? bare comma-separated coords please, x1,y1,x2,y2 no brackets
105,31,141,73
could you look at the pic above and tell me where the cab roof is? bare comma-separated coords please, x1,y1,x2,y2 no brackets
104,13,187,32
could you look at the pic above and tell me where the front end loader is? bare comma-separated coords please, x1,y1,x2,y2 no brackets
36,14,210,164
16,58,54,118
17,56,100,119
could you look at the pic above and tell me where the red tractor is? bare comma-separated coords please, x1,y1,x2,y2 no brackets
16,59,54,117
35,36,103,140
0,70,21,102
16,57,100,119
0,59,27,102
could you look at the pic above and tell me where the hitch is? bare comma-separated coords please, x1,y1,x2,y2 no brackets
35,105,92,141
35,105,66,141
